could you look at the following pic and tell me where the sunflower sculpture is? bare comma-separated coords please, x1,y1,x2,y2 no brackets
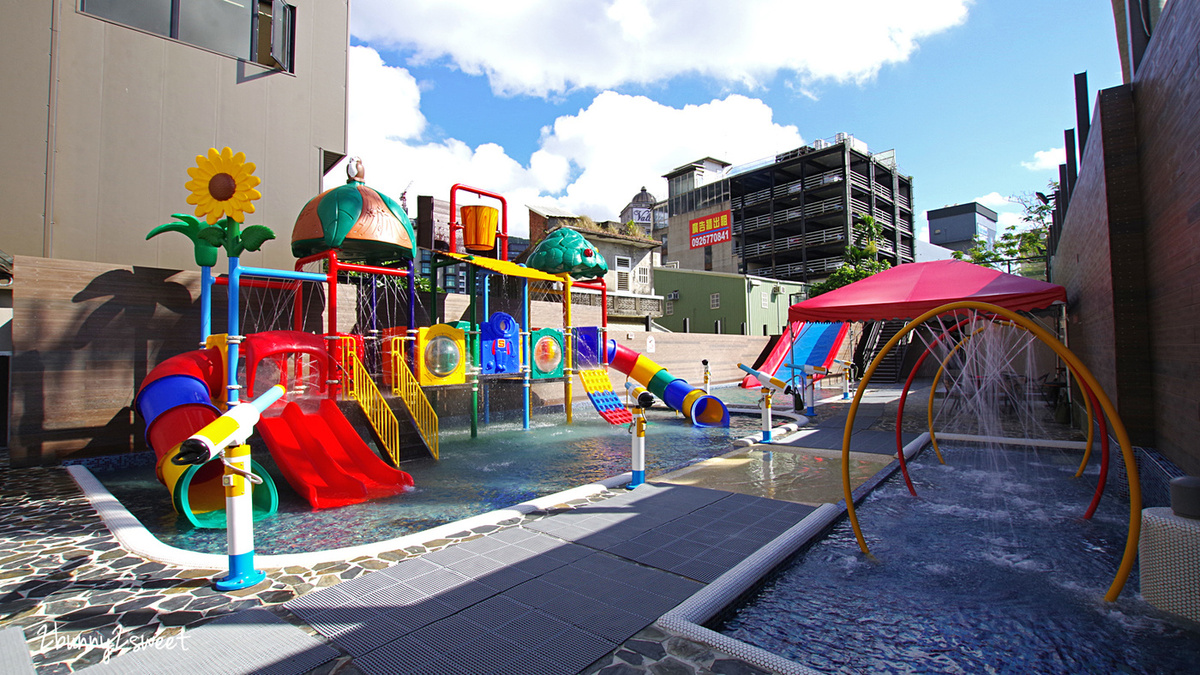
186,147,262,224
147,147,276,264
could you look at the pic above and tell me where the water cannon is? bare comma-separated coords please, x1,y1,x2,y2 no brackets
803,364,828,376
625,381,656,409
737,363,794,395
173,385,286,466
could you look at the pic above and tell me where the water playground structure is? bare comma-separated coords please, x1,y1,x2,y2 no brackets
134,151,730,541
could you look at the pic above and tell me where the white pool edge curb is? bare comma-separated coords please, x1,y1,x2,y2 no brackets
67,465,631,570
655,431,932,675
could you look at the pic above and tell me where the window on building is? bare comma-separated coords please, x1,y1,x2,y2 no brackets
665,301,674,316
617,271,630,292
81,0,295,72
761,290,770,309
636,266,650,286
615,256,632,271
255,0,295,71
710,293,720,309
660,235,668,258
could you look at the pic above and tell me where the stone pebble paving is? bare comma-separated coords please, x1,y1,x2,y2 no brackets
0,467,777,675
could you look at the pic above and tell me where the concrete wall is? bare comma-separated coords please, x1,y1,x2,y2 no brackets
11,256,209,465
2,0,349,272
1130,0,1200,473
1052,0,1198,473
663,202,737,273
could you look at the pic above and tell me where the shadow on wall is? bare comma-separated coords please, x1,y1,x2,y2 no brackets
12,264,199,466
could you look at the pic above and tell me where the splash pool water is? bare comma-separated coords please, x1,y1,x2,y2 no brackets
719,443,1200,674
94,405,767,555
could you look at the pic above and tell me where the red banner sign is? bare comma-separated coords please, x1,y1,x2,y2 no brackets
689,210,732,249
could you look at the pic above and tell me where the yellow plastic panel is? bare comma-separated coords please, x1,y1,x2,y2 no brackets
417,324,466,386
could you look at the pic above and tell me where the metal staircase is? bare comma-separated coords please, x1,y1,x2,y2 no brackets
386,341,439,461
334,336,439,463
856,320,909,383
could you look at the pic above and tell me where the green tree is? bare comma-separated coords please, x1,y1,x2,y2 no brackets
415,276,445,294
808,214,892,297
952,181,1055,278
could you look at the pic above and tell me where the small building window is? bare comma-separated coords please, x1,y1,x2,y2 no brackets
664,301,674,316
636,266,650,286
710,293,720,309
617,271,630,292
255,0,295,72
80,0,295,72
761,290,770,309
615,255,632,271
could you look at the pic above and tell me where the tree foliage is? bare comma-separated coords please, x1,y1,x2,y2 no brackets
952,181,1055,274
808,214,892,297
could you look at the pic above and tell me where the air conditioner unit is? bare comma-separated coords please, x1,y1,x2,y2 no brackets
666,291,680,301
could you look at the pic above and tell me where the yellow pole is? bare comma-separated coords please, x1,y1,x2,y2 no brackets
840,300,1140,602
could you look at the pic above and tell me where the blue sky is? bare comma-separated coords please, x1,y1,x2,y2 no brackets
340,1,1122,240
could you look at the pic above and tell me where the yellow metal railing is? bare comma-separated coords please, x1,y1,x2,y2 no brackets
386,337,439,460
334,337,405,465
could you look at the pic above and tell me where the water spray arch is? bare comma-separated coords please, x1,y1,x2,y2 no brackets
909,316,1109,518
840,300,1141,602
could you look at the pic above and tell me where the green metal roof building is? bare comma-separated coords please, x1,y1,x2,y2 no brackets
653,268,807,336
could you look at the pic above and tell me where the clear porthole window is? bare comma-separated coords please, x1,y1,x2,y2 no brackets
425,335,461,377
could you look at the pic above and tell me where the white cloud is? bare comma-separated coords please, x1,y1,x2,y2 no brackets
996,211,1025,230
337,47,802,237
536,91,802,218
1021,147,1066,172
973,192,1011,209
351,0,971,97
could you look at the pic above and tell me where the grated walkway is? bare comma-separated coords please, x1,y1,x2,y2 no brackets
281,483,813,675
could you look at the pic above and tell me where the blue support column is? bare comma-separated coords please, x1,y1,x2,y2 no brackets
522,278,530,430
200,265,214,344
227,257,241,408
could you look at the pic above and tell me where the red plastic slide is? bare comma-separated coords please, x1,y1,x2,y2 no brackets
257,401,413,509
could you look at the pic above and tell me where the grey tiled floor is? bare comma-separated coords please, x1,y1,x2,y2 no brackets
283,483,814,675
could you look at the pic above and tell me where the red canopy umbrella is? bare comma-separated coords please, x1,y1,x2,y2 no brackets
788,259,1066,323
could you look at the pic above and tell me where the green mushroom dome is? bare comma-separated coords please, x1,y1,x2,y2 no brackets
290,159,416,262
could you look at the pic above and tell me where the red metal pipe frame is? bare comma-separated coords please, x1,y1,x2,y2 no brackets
449,183,509,261
295,250,413,333
894,312,1109,518
1082,385,1109,519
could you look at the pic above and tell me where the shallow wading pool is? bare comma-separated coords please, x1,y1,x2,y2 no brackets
719,443,1200,674
94,406,771,555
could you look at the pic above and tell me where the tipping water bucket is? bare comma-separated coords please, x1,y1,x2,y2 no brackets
462,205,499,251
